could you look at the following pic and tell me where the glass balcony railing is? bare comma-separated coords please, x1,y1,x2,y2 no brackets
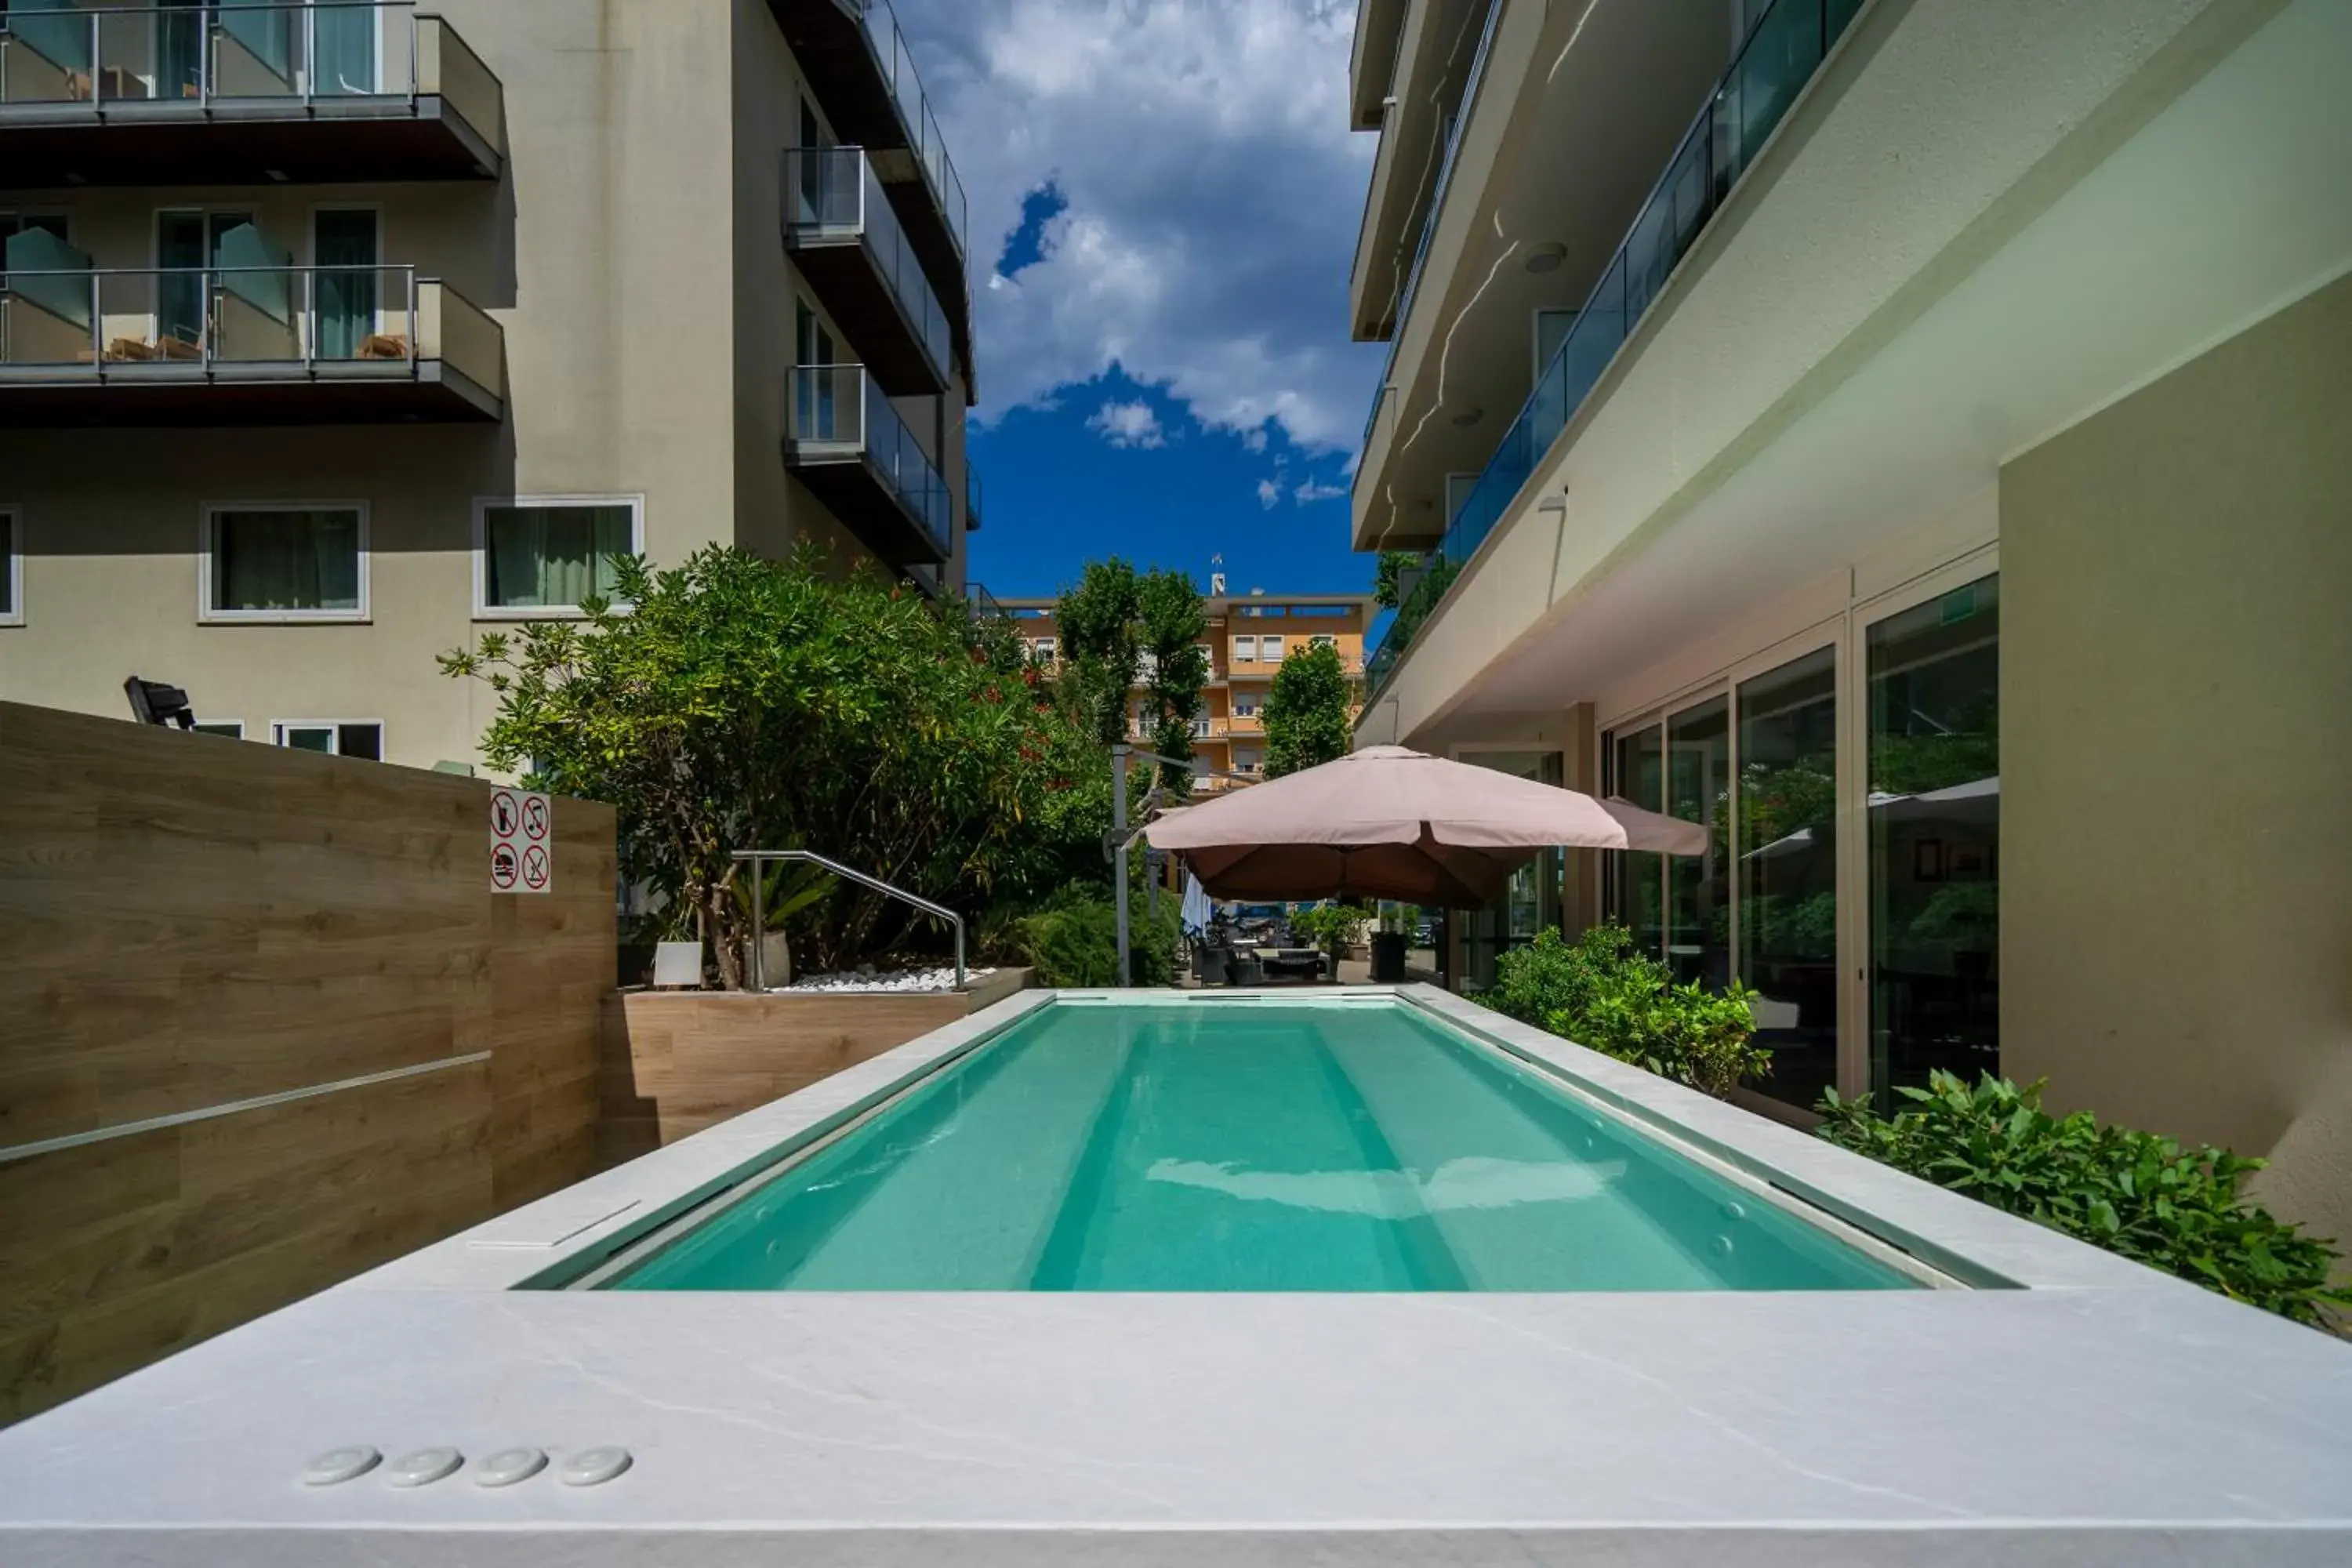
0,262,500,394
843,0,967,267
1358,0,1501,455
786,144,952,387
965,462,982,532
0,1,499,135
1363,0,1862,699
787,362,952,557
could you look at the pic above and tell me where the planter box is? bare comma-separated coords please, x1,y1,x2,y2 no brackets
597,968,1031,1164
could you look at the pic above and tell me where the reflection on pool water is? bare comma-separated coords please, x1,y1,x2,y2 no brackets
605,1000,1918,1293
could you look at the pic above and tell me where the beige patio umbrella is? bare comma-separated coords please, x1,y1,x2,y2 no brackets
1145,745,1708,906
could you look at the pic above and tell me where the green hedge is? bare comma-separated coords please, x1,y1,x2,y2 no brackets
1489,925,1769,1099
1820,1073,2351,1327
1007,884,1181,988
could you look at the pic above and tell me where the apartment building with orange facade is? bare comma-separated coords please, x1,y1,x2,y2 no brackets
998,590,1374,792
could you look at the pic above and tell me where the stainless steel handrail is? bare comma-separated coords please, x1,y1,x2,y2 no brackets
731,848,964,992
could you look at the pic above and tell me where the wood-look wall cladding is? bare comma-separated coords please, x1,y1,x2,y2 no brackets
0,702,614,1424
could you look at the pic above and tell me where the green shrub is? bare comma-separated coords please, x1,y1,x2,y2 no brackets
1010,884,1181,988
1818,1072,2352,1327
1490,925,1769,1099
1288,901,1370,957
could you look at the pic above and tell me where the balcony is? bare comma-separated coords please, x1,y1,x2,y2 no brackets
965,462,982,532
1365,0,1860,698
0,259,503,426
766,0,967,358
0,2,502,184
784,364,950,567
785,146,951,395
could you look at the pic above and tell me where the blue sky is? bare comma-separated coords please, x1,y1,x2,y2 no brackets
892,1,1385,602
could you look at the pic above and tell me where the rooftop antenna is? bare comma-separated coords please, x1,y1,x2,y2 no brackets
1209,554,1225,597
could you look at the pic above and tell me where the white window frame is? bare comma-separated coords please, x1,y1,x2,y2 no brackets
198,501,370,623
471,493,646,619
1261,634,1286,662
270,719,387,758
1310,633,1337,649
1032,636,1057,663
0,506,20,627
1233,634,1257,662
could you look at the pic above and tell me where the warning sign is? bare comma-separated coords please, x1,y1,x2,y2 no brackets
489,786,553,895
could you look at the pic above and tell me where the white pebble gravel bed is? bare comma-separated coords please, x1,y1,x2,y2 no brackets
767,964,994,994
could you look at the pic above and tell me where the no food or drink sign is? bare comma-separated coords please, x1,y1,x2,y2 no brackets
489,786,554,895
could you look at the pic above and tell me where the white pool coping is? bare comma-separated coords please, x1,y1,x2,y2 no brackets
2,984,2347,1566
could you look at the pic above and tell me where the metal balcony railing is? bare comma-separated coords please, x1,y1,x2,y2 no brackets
0,2,499,129
0,262,499,391
839,0,967,267
1364,0,1863,700
786,362,952,558
785,144,952,387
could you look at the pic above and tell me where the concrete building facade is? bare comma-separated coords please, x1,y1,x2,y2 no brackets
0,0,978,771
1345,0,2352,1243
1000,590,1374,793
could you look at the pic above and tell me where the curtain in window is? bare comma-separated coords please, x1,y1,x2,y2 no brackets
485,505,631,608
311,209,376,359
215,510,361,612
9,0,91,73
158,0,205,100
314,0,379,93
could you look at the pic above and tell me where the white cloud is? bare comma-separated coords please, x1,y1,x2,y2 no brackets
1293,477,1348,503
1255,477,1283,510
1088,398,1167,448
895,0,1384,454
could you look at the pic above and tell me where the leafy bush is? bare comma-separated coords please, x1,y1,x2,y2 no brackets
444,546,1110,985
1819,1073,2352,1327
1490,925,1769,1099
1009,884,1181,988
1288,901,1369,957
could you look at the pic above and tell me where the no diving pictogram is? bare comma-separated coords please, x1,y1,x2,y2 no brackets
488,786,553,895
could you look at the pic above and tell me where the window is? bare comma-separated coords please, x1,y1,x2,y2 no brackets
202,504,366,620
1310,633,1336,650
1032,637,1057,665
1261,634,1285,662
1233,692,1259,717
193,721,245,739
0,507,18,626
476,496,641,615
273,721,383,760
1233,634,1257,662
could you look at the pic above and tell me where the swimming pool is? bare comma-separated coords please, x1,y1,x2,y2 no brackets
593,995,1924,1292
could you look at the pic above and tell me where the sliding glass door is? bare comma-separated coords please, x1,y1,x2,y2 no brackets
1866,574,2000,1105
1737,646,1838,1110
1597,558,2000,1112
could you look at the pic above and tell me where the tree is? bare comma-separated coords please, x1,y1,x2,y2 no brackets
1134,568,1208,794
441,546,1105,988
1262,640,1354,778
1372,550,1421,610
1054,558,1208,795
1054,559,1144,747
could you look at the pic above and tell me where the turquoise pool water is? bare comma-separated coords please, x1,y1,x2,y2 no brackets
607,1000,1917,1292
